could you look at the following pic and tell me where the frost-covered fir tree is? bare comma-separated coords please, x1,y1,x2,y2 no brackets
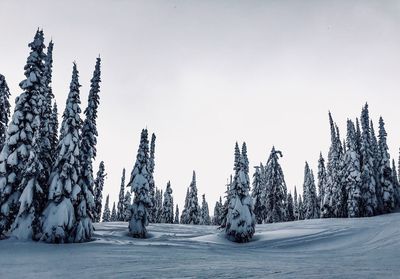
74,58,102,242
174,204,179,224
0,74,11,149
321,112,343,218
293,186,299,220
185,171,201,224
370,120,382,213
161,181,174,223
378,117,395,213
38,39,55,191
123,190,132,221
93,161,106,222
252,163,266,224
317,153,327,215
49,102,59,160
0,30,46,237
220,175,233,228
392,159,400,208
225,142,255,243
344,120,362,218
298,194,304,220
180,187,190,224
148,133,156,223
154,188,163,223
264,147,287,223
44,44,58,161
286,192,295,221
102,195,111,222
117,168,126,221
111,202,117,222
302,162,318,219
200,194,211,225
360,104,378,216
127,129,152,238
40,63,82,243
212,197,223,225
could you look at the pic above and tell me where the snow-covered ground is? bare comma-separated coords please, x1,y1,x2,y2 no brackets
1,213,400,278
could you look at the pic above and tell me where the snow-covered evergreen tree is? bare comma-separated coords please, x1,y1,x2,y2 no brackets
161,181,174,223
0,30,46,237
302,162,318,219
287,192,295,221
200,194,211,225
148,133,156,223
174,204,179,224
180,187,190,224
252,163,265,224
154,188,163,223
111,202,117,222
0,74,11,150
185,171,201,225
392,159,400,208
264,147,287,223
40,63,82,243
220,176,233,228
102,194,110,222
43,42,57,161
321,112,343,218
127,128,151,238
377,117,394,213
212,196,223,225
93,161,106,222
117,168,126,221
225,142,255,243
38,39,55,190
74,57,101,242
298,194,304,220
360,104,378,216
123,190,132,221
293,186,299,220
344,119,362,218
370,120,382,213
317,153,327,215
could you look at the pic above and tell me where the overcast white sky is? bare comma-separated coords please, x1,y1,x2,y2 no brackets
1,0,400,211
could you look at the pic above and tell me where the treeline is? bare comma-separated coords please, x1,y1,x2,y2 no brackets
1,30,399,245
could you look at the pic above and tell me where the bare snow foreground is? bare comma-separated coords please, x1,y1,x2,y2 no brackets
1,213,400,278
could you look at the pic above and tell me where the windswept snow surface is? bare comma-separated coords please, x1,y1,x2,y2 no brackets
1,213,400,278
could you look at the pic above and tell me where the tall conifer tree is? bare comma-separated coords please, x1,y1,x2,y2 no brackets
161,181,174,223
117,168,126,221
264,147,287,223
127,129,151,238
378,117,395,213
0,30,46,237
102,194,111,222
40,63,82,243
93,161,106,222
225,142,255,243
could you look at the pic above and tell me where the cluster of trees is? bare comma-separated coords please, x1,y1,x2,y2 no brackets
2,31,399,245
179,171,211,225
0,30,103,243
216,104,400,238
103,154,213,228
320,105,400,217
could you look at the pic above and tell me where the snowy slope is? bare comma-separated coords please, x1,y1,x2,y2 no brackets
1,213,400,278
